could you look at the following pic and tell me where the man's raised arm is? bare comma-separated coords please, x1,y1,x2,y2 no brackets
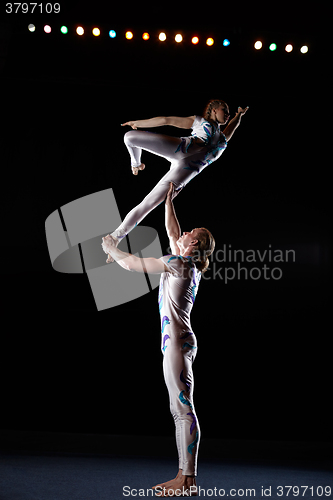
165,183,181,255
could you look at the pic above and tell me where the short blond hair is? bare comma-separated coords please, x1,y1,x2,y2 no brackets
192,228,215,273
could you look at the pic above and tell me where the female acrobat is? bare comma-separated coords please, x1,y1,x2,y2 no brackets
102,182,215,496
105,99,248,262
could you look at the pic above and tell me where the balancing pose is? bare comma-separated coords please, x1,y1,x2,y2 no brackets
102,183,215,497
105,99,248,262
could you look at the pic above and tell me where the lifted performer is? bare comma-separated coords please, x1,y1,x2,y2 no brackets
105,99,248,262
102,183,215,497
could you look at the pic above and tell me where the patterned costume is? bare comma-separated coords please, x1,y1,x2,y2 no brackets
111,116,227,241
158,254,202,476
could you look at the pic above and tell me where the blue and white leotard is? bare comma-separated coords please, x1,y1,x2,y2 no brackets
112,116,227,240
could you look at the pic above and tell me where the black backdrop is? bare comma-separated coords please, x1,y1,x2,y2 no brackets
0,3,330,446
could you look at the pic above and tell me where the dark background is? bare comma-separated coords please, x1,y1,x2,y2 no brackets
0,1,330,447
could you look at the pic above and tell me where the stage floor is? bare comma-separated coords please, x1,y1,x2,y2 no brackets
1,431,332,499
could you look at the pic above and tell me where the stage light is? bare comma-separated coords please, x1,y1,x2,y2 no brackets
254,40,262,50
175,34,183,43
192,36,199,45
125,31,133,40
44,25,51,34
223,39,230,46
285,44,293,52
76,26,84,36
92,28,100,37
109,30,116,38
142,32,150,40
206,37,214,46
269,43,277,51
28,24,35,32
300,45,308,54
159,32,167,41
60,26,68,34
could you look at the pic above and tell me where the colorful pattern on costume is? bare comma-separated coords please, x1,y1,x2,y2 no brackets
158,280,163,312
188,431,199,455
182,342,197,350
162,334,170,353
158,254,201,476
161,315,170,333
111,116,227,241
187,412,197,435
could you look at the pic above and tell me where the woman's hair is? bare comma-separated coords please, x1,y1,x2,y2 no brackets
192,228,215,273
203,99,227,121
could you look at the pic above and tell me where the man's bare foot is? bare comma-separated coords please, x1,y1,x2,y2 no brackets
153,470,197,497
132,163,145,175
152,469,182,491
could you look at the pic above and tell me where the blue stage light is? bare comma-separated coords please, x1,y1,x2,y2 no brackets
109,30,116,38
223,39,230,46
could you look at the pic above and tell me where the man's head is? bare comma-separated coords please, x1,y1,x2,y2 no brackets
178,227,215,272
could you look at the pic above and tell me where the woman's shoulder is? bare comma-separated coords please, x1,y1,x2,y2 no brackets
193,115,204,123
193,116,217,128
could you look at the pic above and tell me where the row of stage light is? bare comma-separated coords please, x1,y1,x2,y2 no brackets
27,25,310,53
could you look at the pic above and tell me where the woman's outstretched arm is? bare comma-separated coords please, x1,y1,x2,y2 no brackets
222,106,249,141
121,116,195,129
165,183,181,255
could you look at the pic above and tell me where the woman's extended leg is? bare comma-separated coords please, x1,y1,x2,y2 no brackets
110,176,181,242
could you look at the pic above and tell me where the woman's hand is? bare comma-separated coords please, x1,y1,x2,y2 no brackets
121,121,138,129
237,106,249,116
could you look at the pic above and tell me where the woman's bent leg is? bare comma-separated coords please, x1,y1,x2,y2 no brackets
124,130,183,168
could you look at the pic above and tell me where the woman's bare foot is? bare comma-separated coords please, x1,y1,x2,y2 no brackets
153,470,197,497
132,163,145,175
106,254,113,263
102,234,119,263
